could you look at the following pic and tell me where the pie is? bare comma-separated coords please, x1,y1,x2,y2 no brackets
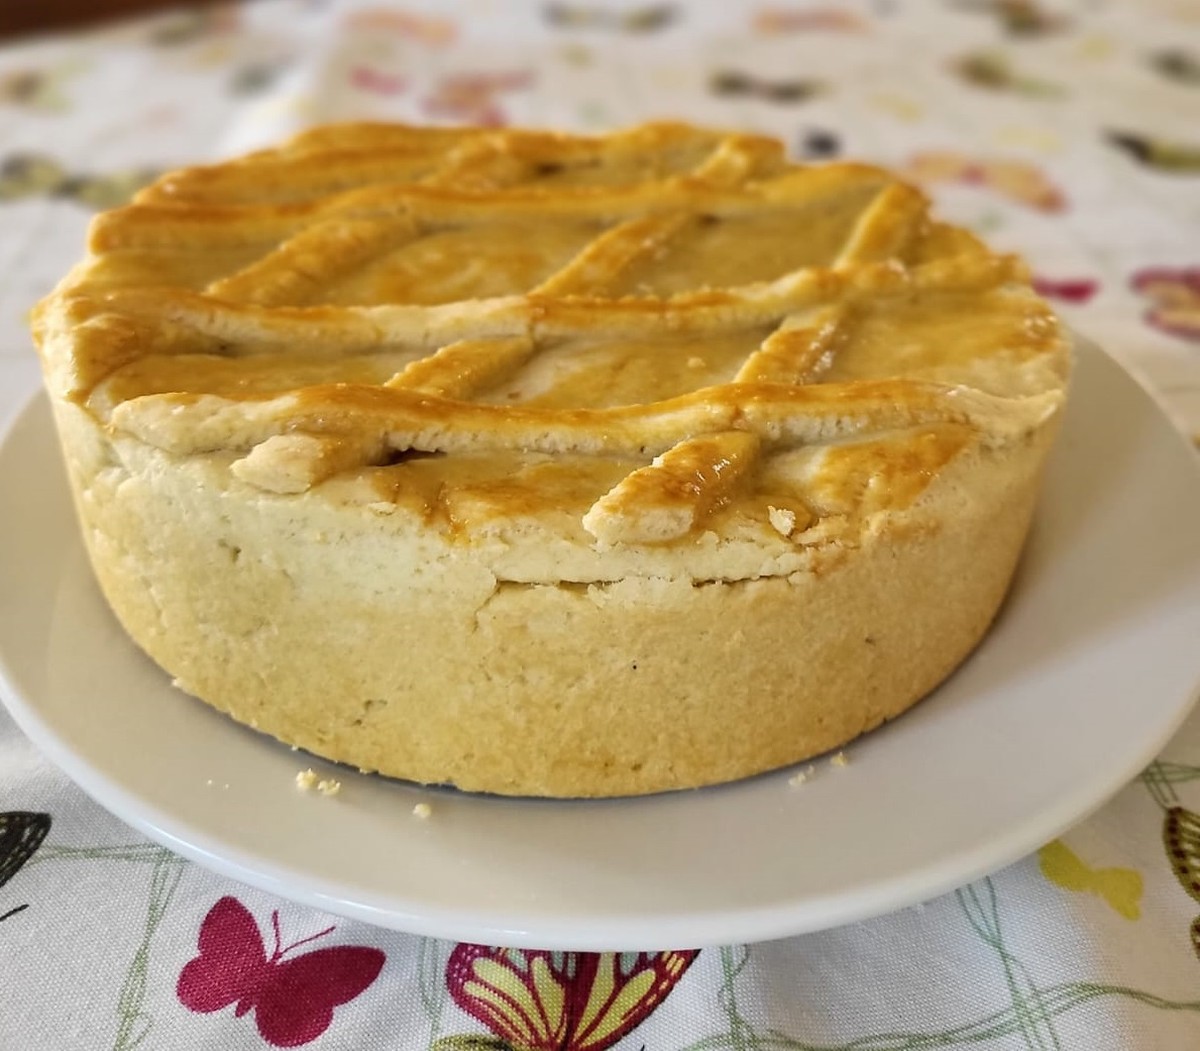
33,122,1070,797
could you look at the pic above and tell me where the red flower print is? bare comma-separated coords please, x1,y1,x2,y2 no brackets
177,896,384,1048
1032,276,1099,304
1131,267,1200,342
444,945,698,1051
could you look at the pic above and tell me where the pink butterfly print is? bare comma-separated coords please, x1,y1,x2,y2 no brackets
445,944,698,1051
1131,267,1200,342
177,896,385,1048
1032,276,1099,304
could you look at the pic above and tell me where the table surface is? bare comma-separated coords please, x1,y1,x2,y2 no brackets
2,2,1200,1049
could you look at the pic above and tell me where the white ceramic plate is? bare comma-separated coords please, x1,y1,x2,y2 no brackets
3,340,1199,950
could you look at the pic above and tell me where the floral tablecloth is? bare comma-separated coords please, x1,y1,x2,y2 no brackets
2,2,1200,1048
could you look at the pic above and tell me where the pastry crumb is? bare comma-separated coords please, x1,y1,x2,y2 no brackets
412,802,433,820
317,778,342,797
788,765,815,787
830,751,849,768
297,769,342,796
767,505,797,537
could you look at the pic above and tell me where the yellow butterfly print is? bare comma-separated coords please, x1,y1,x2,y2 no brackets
868,92,924,122
1149,48,1200,86
0,153,159,210
0,59,87,113
1107,131,1200,174
1039,839,1142,920
440,946,698,1051
953,0,1070,37
951,50,1065,97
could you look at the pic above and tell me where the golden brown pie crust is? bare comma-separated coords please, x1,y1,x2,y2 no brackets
34,122,1070,796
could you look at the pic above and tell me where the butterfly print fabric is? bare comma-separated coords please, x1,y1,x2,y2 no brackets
0,811,50,922
1031,276,1099,304
1131,268,1200,342
177,896,385,1047
0,811,50,891
443,944,698,1051
5,1,1200,1048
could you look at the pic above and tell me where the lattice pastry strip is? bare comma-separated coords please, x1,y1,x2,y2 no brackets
417,137,538,191
90,164,889,256
206,215,421,306
385,336,536,401
532,213,695,296
836,182,930,267
189,127,777,307
96,249,1061,506
140,123,765,205
111,377,1059,466
734,305,848,385
231,432,386,495
582,431,761,543
140,128,488,205
529,135,780,301
73,249,1021,358
44,123,1064,551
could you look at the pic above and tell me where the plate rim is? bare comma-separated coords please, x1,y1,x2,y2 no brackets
3,338,1200,950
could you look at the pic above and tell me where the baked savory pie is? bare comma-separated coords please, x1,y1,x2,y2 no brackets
33,122,1069,797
